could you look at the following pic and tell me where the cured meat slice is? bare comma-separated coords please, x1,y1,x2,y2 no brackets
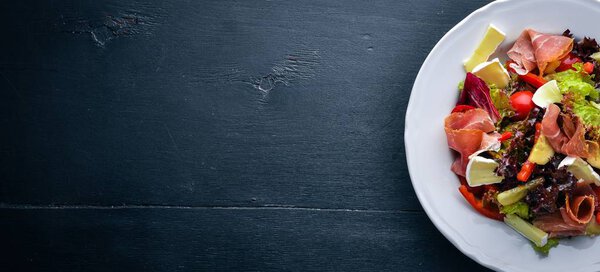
533,211,586,238
561,114,577,139
541,104,591,157
565,195,595,224
445,108,496,132
507,31,537,75
564,183,596,224
541,104,569,152
528,29,573,76
507,29,573,75
563,120,591,158
445,109,499,176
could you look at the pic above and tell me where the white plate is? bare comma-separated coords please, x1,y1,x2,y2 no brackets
405,0,600,271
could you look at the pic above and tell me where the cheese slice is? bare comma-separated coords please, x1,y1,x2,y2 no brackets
465,156,503,187
532,80,562,108
464,24,506,72
472,58,510,88
559,156,600,185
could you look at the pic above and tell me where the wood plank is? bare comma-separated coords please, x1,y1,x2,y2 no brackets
0,208,489,271
0,0,491,209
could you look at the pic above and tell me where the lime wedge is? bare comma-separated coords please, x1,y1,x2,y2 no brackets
532,80,562,108
465,156,503,187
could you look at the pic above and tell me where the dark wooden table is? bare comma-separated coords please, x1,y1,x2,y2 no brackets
1,1,494,271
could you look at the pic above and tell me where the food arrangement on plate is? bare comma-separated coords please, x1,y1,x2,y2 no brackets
445,24,600,254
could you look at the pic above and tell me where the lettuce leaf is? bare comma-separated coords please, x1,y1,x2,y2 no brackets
550,63,600,127
573,100,600,127
549,63,599,100
500,201,530,219
532,238,559,255
458,73,501,123
490,87,514,120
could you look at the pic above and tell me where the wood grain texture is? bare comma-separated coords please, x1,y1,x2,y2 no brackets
0,0,495,271
1,0,491,209
1,208,486,271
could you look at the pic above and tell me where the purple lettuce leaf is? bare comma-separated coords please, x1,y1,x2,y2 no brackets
458,73,501,123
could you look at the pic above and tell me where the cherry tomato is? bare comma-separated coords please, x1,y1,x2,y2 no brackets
510,91,535,119
555,53,581,72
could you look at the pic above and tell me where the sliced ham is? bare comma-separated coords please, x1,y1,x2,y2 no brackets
507,31,537,75
531,183,596,237
445,108,496,132
541,104,591,158
573,183,598,207
533,211,586,238
445,109,499,176
565,195,595,224
563,120,591,158
542,104,569,152
507,29,573,75
481,131,502,151
528,29,573,75
561,114,577,139
564,183,596,224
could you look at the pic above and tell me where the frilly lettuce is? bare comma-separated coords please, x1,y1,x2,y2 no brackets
490,86,514,120
549,63,599,100
549,63,600,127
573,100,600,127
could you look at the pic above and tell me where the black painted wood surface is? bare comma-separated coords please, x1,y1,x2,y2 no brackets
1,1,493,271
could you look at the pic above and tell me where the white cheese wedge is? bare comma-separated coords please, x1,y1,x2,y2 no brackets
465,156,504,187
558,156,600,185
464,24,506,72
472,58,510,89
532,80,562,108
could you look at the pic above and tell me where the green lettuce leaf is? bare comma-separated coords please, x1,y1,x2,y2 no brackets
531,238,559,255
550,62,600,127
489,87,514,119
500,201,530,219
549,63,599,100
573,100,600,127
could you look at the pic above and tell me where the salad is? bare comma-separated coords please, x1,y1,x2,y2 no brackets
445,25,600,254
